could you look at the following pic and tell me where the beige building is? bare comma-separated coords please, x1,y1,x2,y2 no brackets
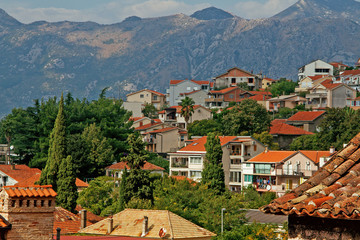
126,89,166,110
261,78,278,89
0,185,57,239
295,75,333,93
214,67,262,90
266,94,306,112
79,208,216,239
169,136,265,192
142,127,188,153
245,150,333,196
158,105,212,129
305,79,356,109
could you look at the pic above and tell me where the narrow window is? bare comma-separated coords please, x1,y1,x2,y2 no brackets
11,200,15,207
41,200,45,207
26,200,30,207
34,200,37,207
19,200,23,207
48,200,52,207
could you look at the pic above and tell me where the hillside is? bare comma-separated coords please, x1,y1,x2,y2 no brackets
0,0,360,116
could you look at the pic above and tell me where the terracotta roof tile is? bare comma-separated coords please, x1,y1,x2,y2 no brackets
0,165,41,183
79,209,216,238
287,111,326,122
270,122,314,135
143,127,178,134
75,206,104,224
134,122,163,131
4,185,57,198
209,86,238,94
320,79,342,90
170,80,211,86
178,136,241,152
248,151,296,163
126,89,165,97
14,172,88,188
54,207,93,234
106,161,164,171
261,132,360,219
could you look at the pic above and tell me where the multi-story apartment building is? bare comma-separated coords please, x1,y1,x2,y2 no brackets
126,89,166,110
335,69,360,91
169,136,265,191
243,149,334,196
298,60,334,81
213,67,262,90
167,80,213,106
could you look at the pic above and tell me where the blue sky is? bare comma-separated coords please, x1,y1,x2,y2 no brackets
1,0,298,24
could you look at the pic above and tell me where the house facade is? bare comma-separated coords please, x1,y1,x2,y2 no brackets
167,80,213,106
336,69,360,91
266,95,306,112
126,89,166,110
286,111,326,133
295,75,333,93
142,127,188,153
298,60,334,81
158,105,212,129
244,150,332,196
305,79,356,109
205,86,243,108
177,90,208,106
213,67,262,90
169,136,265,191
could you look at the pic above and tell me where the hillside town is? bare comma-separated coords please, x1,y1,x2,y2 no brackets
0,58,360,240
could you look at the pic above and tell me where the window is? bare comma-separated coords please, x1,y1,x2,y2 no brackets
244,175,253,182
230,172,241,183
153,95,158,100
11,200,15,207
41,200,45,207
253,145,257,151
190,171,201,178
306,161,311,171
27,200,30,207
248,78,254,83
254,164,271,174
229,94,234,99
246,163,251,167
180,135,185,141
48,200,52,207
19,200,23,207
231,78,236,84
34,200,37,207
231,159,241,165
187,87,191,90
315,68,330,73
202,85,208,90
140,94,144,98
190,157,202,164
194,87,198,90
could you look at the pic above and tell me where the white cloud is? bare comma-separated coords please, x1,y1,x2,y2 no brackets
234,0,297,19
4,0,210,24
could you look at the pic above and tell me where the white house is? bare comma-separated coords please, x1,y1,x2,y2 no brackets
298,60,334,81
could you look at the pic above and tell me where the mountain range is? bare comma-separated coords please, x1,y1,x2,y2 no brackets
0,0,360,116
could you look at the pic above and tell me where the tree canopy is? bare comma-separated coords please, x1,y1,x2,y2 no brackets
269,78,297,97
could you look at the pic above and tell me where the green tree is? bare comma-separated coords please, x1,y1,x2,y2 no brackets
201,133,225,194
39,93,66,191
253,131,279,150
142,103,158,119
187,119,222,137
237,82,251,91
180,96,195,127
270,78,297,97
57,155,78,212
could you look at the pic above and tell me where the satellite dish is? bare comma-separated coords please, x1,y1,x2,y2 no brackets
159,228,167,238
266,185,271,191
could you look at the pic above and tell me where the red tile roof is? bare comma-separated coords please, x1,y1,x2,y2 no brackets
215,67,254,78
54,207,92,234
158,105,206,114
14,172,88,188
209,86,238,94
0,164,41,183
106,161,164,171
261,132,360,220
271,119,287,125
248,91,272,96
287,111,326,122
299,151,333,164
248,151,296,163
4,185,57,198
134,122,163,131
179,90,201,96
308,75,329,81
126,89,164,97
143,127,178,134
178,136,248,152
129,117,144,122
169,80,211,86
247,95,271,101
340,69,360,77
0,216,10,228
75,206,104,224
330,62,349,69
270,122,314,135
320,79,342,90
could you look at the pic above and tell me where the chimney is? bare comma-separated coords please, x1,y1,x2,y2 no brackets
107,217,113,234
11,164,15,170
329,146,335,154
265,146,268,153
141,216,148,237
80,210,87,229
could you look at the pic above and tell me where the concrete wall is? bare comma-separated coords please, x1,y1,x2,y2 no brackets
298,60,333,80
331,85,355,108
288,215,360,240
168,81,202,106
177,90,208,106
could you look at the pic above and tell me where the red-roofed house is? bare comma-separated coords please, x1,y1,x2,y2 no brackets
295,75,333,93
169,136,265,191
305,79,356,109
158,105,211,129
178,90,208,106
267,94,307,112
286,111,326,132
337,69,360,91
105,161,165,178
270,120,314,149
142,127,188,153
214,67,262,90
126,89,166,110
298,59,334,81
167,79,213,106
205,86,245,108
261,78,278,89
244,149,333,196
330,62,349,72
54,207,93,235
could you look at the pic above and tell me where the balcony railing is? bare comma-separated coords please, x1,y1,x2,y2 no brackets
144,138,157,144
171,158,189,168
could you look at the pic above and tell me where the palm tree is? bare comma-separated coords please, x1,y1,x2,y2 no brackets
180,96,195,128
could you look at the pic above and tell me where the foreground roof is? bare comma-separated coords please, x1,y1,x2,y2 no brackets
54,207,92,234
287,111,326,122
261,132,360,220
0,164,41,182
106,161,164,171
248,150,332,164
270,122,314,135
78,209,216,238
3,185,57,198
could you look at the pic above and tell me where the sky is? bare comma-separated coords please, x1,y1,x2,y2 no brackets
0,0,299,24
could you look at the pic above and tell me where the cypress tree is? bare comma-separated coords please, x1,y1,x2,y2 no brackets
117,168,128,212
39,93,66,191
201,133,225,193
57,155,78,212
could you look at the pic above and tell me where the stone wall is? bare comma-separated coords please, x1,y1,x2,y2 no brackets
289,215,360,240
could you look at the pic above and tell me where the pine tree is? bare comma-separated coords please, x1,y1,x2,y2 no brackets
201,133,225,194
117,168,128,212
39,93,66,190
56,155,78,212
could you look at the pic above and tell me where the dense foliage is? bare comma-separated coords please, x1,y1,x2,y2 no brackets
188,99,271,136
180,96,195,127
270,78,297,97
290,107,360,150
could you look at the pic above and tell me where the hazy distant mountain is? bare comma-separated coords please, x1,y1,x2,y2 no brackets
0,0,360,116
273,0,360,21
190,7,235,20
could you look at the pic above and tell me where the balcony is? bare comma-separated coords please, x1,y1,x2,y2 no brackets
171,157,189,168
205,98,224,102
280,168,308,176
144,138,157,144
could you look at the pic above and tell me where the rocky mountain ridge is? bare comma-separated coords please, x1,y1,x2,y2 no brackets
0,0,360,116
